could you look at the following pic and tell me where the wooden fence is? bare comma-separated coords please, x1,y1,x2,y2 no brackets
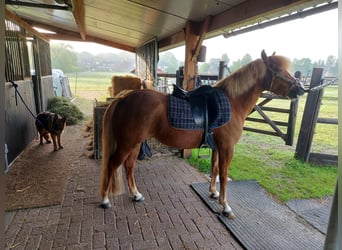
295,68,338,166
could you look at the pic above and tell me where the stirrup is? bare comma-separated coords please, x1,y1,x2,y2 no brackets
197,144,211,159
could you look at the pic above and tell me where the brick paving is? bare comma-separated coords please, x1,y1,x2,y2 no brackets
5,138,242,249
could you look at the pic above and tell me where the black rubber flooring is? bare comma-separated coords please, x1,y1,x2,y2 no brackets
191,180,325,250
286,197,332,234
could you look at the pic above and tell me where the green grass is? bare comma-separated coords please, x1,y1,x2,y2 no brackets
188,132,337,202
67,71,338,202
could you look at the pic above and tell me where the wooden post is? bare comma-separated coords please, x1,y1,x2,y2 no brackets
183,21,198,91
295,68,324,162
285,98,299,146
182,18,210,158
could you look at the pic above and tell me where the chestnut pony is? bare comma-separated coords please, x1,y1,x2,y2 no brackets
100,50,304,218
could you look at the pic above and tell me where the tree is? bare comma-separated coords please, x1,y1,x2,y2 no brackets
77,51,94,71
198,63,210,74
241,53,252,66
50,43,78,73
325,55,338,76
158,52,180,73
221,53,230,65
292,58,312,76
207,58,220,74
230,59,242,72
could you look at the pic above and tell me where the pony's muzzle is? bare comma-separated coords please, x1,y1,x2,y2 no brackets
288,81,305,99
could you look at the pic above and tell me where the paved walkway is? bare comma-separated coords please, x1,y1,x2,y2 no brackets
5,126,242,249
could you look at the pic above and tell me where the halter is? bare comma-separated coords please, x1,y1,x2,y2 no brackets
266,66,298,92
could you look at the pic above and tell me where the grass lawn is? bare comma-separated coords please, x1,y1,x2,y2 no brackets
67,71,338,202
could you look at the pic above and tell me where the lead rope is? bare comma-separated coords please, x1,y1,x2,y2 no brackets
305,78,338,92
10,80,45,127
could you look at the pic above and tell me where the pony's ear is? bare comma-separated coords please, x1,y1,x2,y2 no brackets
261,50,268,63
272,51,276,55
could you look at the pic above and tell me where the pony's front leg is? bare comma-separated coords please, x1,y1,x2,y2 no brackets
218,152,235,219
124,145,144,202
209,150,219,199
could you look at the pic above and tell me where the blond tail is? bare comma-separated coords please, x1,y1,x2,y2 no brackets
100,99,124,197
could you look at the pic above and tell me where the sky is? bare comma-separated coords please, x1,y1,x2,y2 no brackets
53,8,338,62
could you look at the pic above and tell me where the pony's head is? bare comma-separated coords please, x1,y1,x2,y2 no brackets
261,50,304,99
215,50,304,99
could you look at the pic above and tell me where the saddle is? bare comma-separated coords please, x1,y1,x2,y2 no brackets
171,84,220,150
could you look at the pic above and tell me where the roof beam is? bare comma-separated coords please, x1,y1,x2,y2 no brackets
5,8,49,41
24,19,135,52
158,0,319,50
71,0,86,40
209,0,315,32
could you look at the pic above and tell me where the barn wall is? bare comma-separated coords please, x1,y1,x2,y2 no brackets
5,14,55,167
5,80,37,164
5,77,54,165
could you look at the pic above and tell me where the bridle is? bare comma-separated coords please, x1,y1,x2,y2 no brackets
266,66,299,93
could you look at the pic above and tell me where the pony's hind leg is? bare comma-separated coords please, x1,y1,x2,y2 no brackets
209,151,219,199
100,154,125,209
124,144,144,202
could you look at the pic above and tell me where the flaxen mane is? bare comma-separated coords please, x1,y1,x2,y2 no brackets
214,55,291,97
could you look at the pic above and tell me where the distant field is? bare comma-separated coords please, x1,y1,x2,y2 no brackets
67,72,118,101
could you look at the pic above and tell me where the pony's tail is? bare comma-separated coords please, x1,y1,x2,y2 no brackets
100,99,125,197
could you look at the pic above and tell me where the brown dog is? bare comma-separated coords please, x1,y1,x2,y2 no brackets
35,111,67,151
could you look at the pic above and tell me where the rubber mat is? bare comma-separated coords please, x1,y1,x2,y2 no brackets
191,180,324,250
286,197,332,234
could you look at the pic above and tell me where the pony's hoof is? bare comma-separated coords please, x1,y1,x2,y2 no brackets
210,191,219,199
223,211,236,219
100,202,112,209
133,193,145,202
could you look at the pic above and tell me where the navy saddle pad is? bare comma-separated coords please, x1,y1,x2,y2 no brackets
167,88,231,130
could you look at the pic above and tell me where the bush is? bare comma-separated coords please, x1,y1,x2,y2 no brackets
47,96,83,125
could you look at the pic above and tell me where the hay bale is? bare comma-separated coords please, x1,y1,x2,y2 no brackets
111,75,142,97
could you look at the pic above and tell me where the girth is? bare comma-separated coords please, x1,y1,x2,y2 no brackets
171,84,220,150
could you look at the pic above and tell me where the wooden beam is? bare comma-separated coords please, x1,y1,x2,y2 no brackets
158,0,311,50
209,0,309,32
24,19,135,52
71,0,86,40
158,29,185,52
191,16,211,62
5,8,49,41
183,20,198,91
49,33,135,52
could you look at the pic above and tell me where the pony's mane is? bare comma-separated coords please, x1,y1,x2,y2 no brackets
214,55,290,97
